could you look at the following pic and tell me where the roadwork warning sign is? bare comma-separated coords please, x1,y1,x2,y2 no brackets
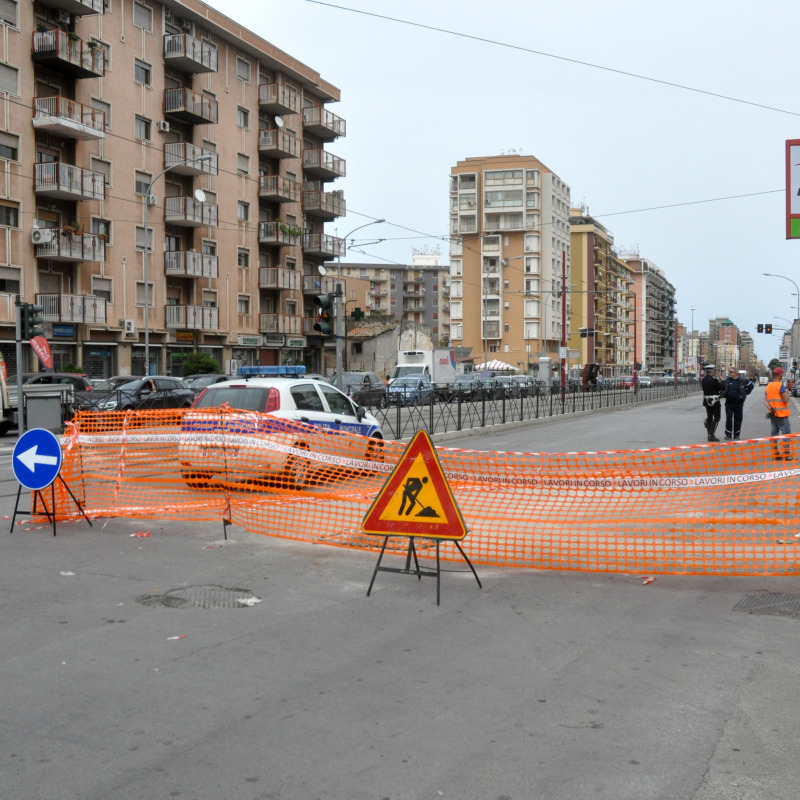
361,430,467,540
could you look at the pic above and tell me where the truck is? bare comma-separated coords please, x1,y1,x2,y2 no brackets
389,349,464,400
0,352,14,434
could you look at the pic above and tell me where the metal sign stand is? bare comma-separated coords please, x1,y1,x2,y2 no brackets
10,476,92,537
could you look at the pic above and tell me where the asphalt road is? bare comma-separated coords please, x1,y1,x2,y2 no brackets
1,390,799,800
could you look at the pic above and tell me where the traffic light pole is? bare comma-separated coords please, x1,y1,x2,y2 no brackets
14,296,22,436
334,284,344,389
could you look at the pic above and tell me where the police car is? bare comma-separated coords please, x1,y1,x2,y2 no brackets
178,366,385,489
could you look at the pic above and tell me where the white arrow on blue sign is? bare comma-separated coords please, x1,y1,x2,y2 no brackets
13,428,63,490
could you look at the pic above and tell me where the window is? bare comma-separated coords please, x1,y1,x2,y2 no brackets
524,298,540,316
524,234,540,252
450,280,462,299
524,321,540,339
134,59,152,86
450,260,462,277
237,201,249,221
133,1,153,32
526,191,540,208
526,169,540,187
450,301,462,320
525,256,540,274
135,225,153,251
135,281,154,306
524,278,540,295
238,295,250,314
134,116,151,140
90,157,111,186
202,290,216,307
0,63,18,95
0,200,18,227
236,57,251,82
89,40,110,70
451,323,463,340
236,106,249,128
484,169,523,186
0,0,17,26
90,97,111,128
237,248,249,268
91,218,111,240
135,171,151,195
92,276,112,302
237,153,249,174
201,239,217,256
0,131,18,160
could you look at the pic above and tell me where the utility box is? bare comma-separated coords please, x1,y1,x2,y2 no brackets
22,386,73,433
538,357,552,383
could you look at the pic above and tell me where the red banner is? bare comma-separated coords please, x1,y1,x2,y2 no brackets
30,335,53,371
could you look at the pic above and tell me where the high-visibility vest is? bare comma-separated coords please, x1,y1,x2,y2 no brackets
766,381,790,417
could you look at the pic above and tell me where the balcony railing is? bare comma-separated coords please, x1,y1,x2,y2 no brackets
258,268,301,290
31,29,105,79
302,190,345,220
259,175,300,203
34,162,105,201
164,87,217,125
258,129,299,159
259,313,301,335
302,107,346,140
164,251,218,279
32,231,105,263
302,149,345,179
303,274,338,294
303,233,345,258
258,221,300,247
32,96,105,140
36,293,106,324
163,142,218,175
258,83,299,115
163,33,217,73
164,196,218,228
165,305,219,330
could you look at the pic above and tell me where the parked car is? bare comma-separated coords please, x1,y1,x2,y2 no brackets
7,371,93,408
493,375,522,398
386,375,435,406
337,371,387,408
75,376,194,411
178,371,384,489
510,375,537,397
184,373,231,397
448,375,480,402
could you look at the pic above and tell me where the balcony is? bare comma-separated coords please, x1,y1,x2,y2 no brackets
258,129,299,159
164,251,218,279
302,107,346,140
258,83,299,115
259,313,301,335
302,316,318,336
32,30,105,79
303,274,338,294
33,230,105,263
36,0,103,16
163,142,218,176
258,221,300,247
32,96,105,141
164,87,217,125
258,268,301,290
163,33,217,73
34,162,105,201
303,149,345,180
302,190,345,220
303,233,345,258
259,175,300,203
36,293,106,324
164,196,218,228
165,305,218,331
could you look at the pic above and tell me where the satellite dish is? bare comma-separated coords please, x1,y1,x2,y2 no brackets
318,265,327,276
274,115,284,128
194,188,206,203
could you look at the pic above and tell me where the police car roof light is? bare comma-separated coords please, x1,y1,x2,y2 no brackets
237,365,307,377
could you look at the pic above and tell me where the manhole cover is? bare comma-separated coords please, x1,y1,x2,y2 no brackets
733,592,800,620
137,585,262,609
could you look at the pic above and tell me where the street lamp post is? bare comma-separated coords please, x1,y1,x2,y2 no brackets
764,273,800,361
143,153,213,375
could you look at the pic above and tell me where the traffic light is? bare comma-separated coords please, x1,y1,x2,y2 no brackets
20,302,44,339
313,293,334,336
765,323,773,334
757,324,764,333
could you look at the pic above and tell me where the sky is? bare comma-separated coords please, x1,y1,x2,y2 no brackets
204,0,800,361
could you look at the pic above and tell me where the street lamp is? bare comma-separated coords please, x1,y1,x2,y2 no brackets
142,153,213,375
763,273,800,321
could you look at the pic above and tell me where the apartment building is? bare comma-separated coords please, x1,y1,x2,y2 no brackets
448,154,572,371
568,207,634,377
1,0,345,378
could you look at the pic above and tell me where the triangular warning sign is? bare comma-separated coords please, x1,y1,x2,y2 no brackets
361,430,467,540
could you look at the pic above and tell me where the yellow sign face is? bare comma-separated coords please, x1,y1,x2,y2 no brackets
377,454,447,524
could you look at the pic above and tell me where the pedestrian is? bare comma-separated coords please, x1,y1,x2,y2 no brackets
700,364,723,441
722,367,754,439
764,366,792,459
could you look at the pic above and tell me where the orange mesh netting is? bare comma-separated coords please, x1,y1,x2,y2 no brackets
45,407,800,576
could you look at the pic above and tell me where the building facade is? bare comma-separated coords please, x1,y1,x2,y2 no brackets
448,153,572,371
2,0,346,378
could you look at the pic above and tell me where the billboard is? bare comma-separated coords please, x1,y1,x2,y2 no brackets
786,140,800,238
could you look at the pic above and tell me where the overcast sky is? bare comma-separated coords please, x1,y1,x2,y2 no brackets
205,0,800,360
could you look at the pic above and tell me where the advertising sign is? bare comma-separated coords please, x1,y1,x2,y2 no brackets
785,139,800,238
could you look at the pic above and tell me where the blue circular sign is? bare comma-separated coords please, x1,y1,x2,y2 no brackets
13,428,63,490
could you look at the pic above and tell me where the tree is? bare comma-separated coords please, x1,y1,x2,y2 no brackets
768,358,782,370
180,352,222,377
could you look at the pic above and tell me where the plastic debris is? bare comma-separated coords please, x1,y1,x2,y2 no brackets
131,531,151,538
60,571,75,576
236,596,263,607
167,635,186,641
641,576,655,585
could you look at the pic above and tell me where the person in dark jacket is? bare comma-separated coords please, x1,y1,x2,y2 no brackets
700,364,724,441
723,368,754,439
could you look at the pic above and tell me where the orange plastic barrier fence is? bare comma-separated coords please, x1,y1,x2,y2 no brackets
45,408,800,576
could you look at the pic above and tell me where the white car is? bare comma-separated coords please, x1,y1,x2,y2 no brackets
178,367,385,489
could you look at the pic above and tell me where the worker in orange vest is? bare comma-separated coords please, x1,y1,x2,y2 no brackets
764,366,791,460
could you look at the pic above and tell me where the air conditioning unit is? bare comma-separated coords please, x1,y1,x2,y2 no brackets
53,9,71,24
121,319,136,335
146,195,157,206
164,9,174,23
157,120,170,133
31,228,56,245
179,17,192,30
